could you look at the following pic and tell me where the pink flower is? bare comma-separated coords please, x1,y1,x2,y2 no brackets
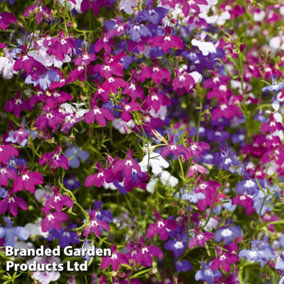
0,12,17,31
44,186,73,211
85,163,105,188
0,189,27,216
0,144,19,164
151,27,183,53
85,105,114,127
210,246,239,273
186,162,207,178
39,146,69,171
146,210,177,241
41,208,68,232
188,229,215,248
0,166,17,186
100,245,128,271
83,211,110,237
13,168,44,193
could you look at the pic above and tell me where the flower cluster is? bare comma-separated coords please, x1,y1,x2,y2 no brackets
0,0,283,283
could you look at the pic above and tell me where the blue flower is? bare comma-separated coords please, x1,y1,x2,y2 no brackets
195,261,222,284
164,233,187,257
63,175,81,190
275,254,284,271
0,217,30,247
175,260,192,272
181,191,205,203
279,235,284,248
47,223,80,248
25,69,60,90
215,226,242,243
235,179,259,195
64,145,90,169
138,7,168,24
127,22,152,42
0,187,7,198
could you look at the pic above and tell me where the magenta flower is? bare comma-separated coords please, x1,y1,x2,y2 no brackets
83,211,110,237
0,189,27,216
0,144,18,164
0,12,17,31
41,208,68,232
210,247,239,273
101,245,128,271
5,92,30,118
94,33,114,53
151,27,183,53
85,162,105,188
44,187,73,211
24,3,52,24
13,168,44,193
85,104,114,127
188,229,215,248
146,210,177,241
39,146,69,171
14,54,45,74
135,237,163,267
0,166,17,186
120,102,140,122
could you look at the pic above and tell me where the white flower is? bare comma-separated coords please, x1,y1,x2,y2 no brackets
139,151,169,175
24,218,49,238
0,57,16,79
191,39,217,56
112,118,135,134
160,170,178,187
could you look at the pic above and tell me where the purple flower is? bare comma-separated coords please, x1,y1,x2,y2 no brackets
215,226,242,243
175,260,192,272
47,223,80,248
235,179,259,195
164,233,187,257
138,7,168,25
127,22,152,42
119,0,138,14
0,217,30,247
63,175,80,190
188,229,214,248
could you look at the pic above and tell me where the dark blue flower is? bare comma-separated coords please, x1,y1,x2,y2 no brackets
138,7,168,25
175,260,192,272
63,175,81,190
164,233,187,257
127,23,151,42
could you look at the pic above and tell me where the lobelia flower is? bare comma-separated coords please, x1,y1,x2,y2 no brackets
175,260,192,272
0,144,19,164
24,2,52,24
239,240,275,266
64,145,89,169
135,237,163,267
47,223,80,248
138,7,168,25
27,256,61,284
186,161,207,177
217,147,240,170
188,228,214,248
119,0,137,14
41,206,69,233
146,210,177,241
63,175,81,190
0,217,30,247
151,27,183,53
214,226,242,243
4,92,30,118
210,245,239,273
235,179,259,195
127,22,152,42
0,12,17,31
85,162,106,188
101,245,128,271
0,164,17,186
13,167,44,193
195,261,222,284
85,103,114,127
83,210,110,237
39,146,69,171
232,194,254,215
164,232,187,257
0,188,27,216
6,125,34,147
139,145,170,175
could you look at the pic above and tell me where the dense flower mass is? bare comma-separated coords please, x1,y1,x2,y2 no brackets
0,0,283,283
